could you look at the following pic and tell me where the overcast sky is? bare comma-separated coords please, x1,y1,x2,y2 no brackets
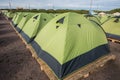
0,0,120,10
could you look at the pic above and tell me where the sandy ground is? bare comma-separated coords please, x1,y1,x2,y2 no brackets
0,14,120,80
0,14,49,80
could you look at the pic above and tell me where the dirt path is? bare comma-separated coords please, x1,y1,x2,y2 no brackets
0,14,49,80
0,14,120,80
82,42,120,80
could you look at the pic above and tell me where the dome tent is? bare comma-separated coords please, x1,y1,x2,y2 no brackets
102,17,120,40
89,15,112,25
31,12,110,79
16,12,35,32
99,15,111,24
6,11,15,19
12,12,18,23
20,13,54,43
86,15,101,25
12,12,26,27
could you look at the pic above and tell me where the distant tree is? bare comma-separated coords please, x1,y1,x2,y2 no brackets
108,8,120,13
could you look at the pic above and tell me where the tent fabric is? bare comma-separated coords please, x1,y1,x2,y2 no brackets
16,13,35,32
31,12,109,79
87,15,101,25
31,41,109,78
13,12,26,26
87,14,111,25
20,13,54,43
102,17,120,40
12,12,18,22
12,12,18,25
100,15,111,24
106,33,120,40
6,11,15,18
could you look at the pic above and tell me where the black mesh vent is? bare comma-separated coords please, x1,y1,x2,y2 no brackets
77,24,81,28
33,15,39,19
56,17,65,24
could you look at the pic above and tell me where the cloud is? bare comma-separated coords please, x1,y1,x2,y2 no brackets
0,0,120,10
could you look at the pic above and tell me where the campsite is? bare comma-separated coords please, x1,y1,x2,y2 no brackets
0,0,120,80
0,9,120,80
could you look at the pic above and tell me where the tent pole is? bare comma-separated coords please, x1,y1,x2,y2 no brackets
9,0,12,10
90,0,93,11
53,0,54,10
29,3,30,10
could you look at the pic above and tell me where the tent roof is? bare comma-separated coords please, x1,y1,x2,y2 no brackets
21,13,54,42
102,17,120,35
13,12,27,25
17,13,35,30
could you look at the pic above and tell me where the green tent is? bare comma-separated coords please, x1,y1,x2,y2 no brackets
2,10,8,15
12,12,19,22
102,17,120,40
16,13,35,32
5,12,9,17
99,15,111,24
31,12,110,79
54,13,61,16
6,11,15,19
87,15,101,25
13,12,26,27
88,15,112,25
20,13,54,43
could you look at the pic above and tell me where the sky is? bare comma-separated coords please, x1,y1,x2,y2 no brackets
0,0,120,10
